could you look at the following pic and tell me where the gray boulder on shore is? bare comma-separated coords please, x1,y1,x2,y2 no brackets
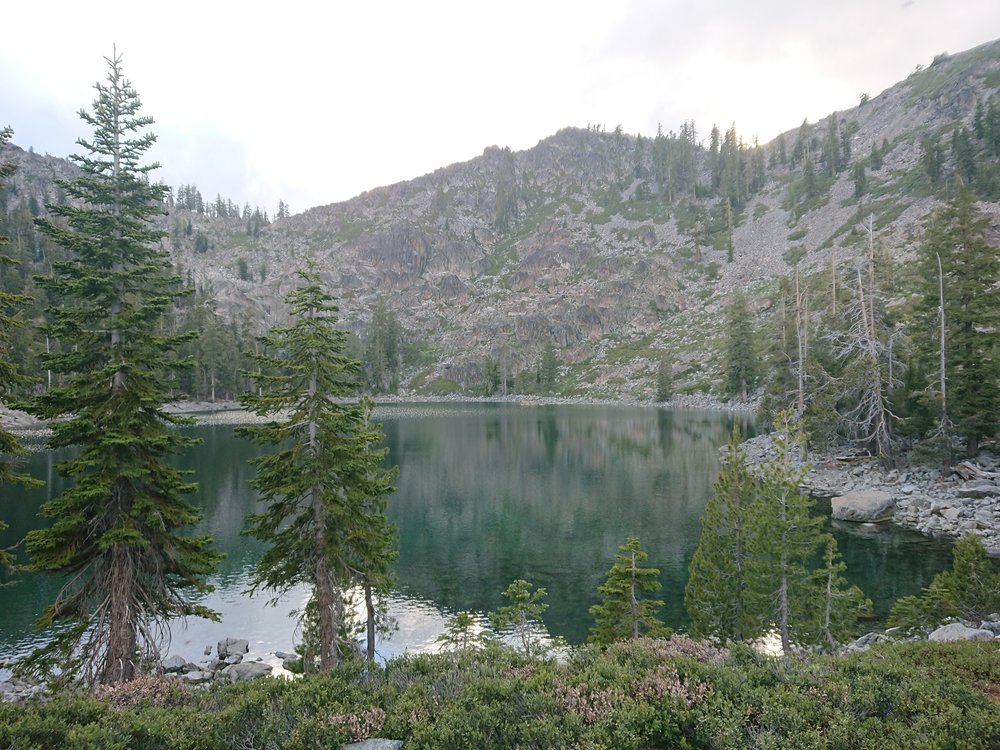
927,623,996,642
217,637,249,658
221,661,272,682
831,490,896,523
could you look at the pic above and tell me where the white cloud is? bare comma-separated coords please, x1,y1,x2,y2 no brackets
2,0,998,213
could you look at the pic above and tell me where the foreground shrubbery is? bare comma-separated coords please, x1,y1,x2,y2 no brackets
2,637,999,749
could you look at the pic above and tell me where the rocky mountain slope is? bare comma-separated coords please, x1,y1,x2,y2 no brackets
4,39,1000,400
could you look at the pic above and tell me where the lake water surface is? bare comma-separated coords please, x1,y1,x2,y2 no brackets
0,403,954,667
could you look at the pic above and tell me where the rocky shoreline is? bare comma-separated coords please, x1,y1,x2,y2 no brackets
0,635,294,704
740,434,1000,556
1,392,749,434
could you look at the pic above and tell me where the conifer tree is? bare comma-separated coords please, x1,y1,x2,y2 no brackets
239,267,397,672
21,53,220,686
0,127,42,575
745,414,824,654
913,185,1000,457
489,579,549,657
589,536,669,646
655,355,673,403
802,537,871,651
889,534,1000,631
723,294,757,401
828,217,898,463
685,425,756,642
539,339,560,393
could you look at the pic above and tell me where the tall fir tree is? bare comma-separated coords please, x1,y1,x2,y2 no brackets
913,184,1000,457
723,294,757,401
239,267,397,672
0,127,43,575
745,414,825,654
21,53,220,686
802,536,871,651
589,535,669,646
685,424,756,642
538,338,560,393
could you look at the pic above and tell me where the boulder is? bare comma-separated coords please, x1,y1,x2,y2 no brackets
343,741,404,750
927,623,996,642
957,479,1000,499
221,661,272,682
160,654,187,673
217,637,249,658
831,491,896,523
845,631,889,652
979,620,1000,636
180,670,214,684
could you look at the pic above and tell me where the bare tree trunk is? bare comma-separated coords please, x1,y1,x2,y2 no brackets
630,549,640,640
823,563,836,652
103,531,137,684
365,583,376,666
778,573,791,655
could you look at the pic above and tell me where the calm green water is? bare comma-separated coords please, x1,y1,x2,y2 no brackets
0,403,953,665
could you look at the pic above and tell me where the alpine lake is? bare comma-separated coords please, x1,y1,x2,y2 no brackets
0,402,954,671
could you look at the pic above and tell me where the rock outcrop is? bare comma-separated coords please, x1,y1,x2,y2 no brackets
831,491,896,523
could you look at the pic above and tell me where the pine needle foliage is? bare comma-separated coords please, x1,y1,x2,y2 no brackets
589,535,669,646
913,183,1000,457
685,424,756,642
744,413,824,654
238,266,397,672
889,534,1000,631
0,127,43,576
20,53,221,687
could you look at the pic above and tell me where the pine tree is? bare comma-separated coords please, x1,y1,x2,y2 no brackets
238,266,397,672
889,534,1000,631
589,536,669,646
745,414,825,654
489,579,549,657
802,537,871,651
539,339,560,393
21,53,221,686
0,127,42,575
723,294,757,401
685,424,756,642
655,356,673,402
913,185,1000,457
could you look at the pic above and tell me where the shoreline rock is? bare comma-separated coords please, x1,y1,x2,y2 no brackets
740,434,1000,556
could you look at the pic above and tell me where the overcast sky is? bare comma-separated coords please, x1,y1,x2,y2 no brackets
2,1,998,215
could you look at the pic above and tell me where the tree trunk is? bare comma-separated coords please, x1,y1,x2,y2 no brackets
103,539,137,684
308,358,338,672
365,583,376,666
630,550,640,640
778,573,791,656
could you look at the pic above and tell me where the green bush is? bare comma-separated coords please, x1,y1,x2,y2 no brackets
1,640,999,749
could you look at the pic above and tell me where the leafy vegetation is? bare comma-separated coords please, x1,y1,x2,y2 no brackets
2,639,999,749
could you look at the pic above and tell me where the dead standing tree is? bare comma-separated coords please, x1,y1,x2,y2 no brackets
827,216,899,464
